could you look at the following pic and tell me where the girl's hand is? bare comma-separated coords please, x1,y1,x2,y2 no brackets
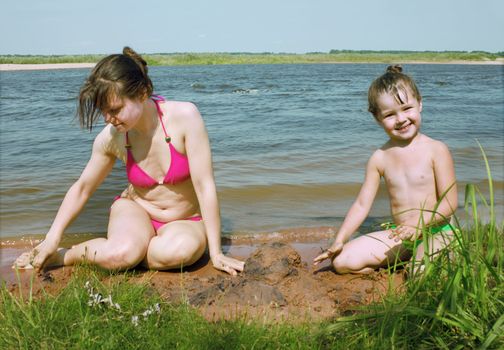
388,225,419,242
13,239,58,272
313,241,344,265
211,253,245,276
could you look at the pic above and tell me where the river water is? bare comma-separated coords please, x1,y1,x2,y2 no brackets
1,63,502,238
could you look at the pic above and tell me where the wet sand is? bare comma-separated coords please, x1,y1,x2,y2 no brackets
1,227,405,322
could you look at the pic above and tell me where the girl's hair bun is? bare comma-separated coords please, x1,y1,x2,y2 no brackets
386,64,403,74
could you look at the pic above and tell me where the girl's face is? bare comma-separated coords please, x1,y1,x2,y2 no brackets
102,95,145,132
375,88,422,143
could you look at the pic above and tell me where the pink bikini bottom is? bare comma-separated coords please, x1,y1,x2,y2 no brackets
113,196,202,232
150,216,203,231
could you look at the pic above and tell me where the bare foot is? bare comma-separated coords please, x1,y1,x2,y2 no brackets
13,251,35,269
13,248,68,270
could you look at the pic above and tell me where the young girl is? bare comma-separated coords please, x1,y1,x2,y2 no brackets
15,47,244,275
314,65,458,273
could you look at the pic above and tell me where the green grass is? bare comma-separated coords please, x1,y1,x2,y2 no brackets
1,147,502,349
1,269,321,349
1,50,503,65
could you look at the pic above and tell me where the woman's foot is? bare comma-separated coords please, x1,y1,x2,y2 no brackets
13,248,68,270
13,251,35,269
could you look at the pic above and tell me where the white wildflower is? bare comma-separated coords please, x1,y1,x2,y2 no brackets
84,282,122,311
84,282,159,326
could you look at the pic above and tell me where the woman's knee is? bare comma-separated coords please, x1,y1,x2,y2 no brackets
102,241,147,270
148,233,205,269
165,233,205,265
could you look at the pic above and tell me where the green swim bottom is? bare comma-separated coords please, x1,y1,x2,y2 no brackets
381,222,456,250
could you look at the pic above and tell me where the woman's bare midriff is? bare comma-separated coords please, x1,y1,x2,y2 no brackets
123,180,201,222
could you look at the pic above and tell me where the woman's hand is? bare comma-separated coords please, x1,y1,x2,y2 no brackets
388,225,420,242
13,239,59,272
211,253,245,276
313,241,344,265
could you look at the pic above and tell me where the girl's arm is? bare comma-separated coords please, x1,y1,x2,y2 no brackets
333,153,382,244
183,103,244,275
314,152,381,264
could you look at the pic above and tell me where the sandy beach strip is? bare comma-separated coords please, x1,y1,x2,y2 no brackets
0,63,96,71
1,59,503,72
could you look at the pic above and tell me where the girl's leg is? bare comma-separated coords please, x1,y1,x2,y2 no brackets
143,220,206,270
412,231,455,271
332,230,410,274
58,198,155,270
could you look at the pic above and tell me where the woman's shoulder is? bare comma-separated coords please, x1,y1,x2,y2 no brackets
160,100,205,132
163,100,201,119
95,124,119,143
93,125,125,158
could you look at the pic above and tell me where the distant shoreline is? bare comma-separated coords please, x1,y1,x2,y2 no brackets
0,63,96,71
2,51,503,70
1,59,503,71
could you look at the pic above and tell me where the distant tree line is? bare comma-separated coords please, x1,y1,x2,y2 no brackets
329,49,504,56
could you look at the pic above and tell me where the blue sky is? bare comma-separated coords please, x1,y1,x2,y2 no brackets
1,0,503,55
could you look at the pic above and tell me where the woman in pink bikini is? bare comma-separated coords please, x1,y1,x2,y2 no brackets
14,47,245,275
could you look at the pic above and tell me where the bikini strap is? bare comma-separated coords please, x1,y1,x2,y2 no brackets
151,95,171,143
124,96,170,149
125,132,131,149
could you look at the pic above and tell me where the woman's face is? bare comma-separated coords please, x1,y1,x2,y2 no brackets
102,95,144,132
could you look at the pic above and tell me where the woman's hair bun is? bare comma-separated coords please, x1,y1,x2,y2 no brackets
386,64,403,74
123,46,148,68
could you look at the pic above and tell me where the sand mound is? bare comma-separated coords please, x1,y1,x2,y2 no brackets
4,242,404,322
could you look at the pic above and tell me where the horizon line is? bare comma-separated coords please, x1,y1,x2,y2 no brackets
1,49,504,56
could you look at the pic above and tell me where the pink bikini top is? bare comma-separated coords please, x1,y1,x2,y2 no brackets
125,95,190,187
